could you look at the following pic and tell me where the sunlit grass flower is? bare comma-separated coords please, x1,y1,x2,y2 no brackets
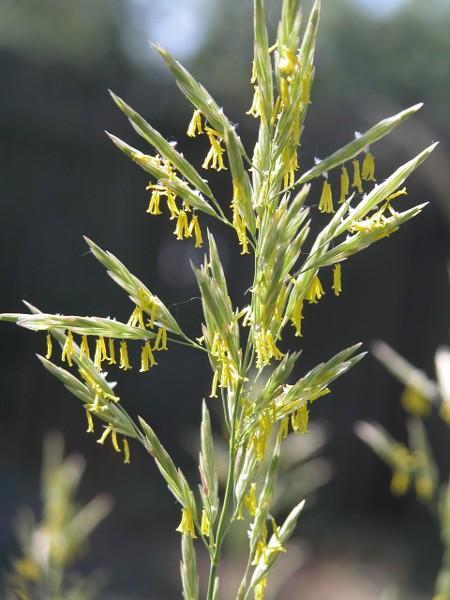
0,0,436,598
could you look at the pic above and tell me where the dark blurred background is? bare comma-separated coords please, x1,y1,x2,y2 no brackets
0,0,449,598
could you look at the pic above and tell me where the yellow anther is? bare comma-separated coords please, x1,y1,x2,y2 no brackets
97,425,112,445
200,510,211,536
85,408,94,433
119,340,132,371
318,180,334,214
188,214,203,248
61,330,75,367
176,507,197,538
154,327,168,351
187,109,203,137
111,429,121,453
361,151,376,181
305,274,325,304
123,438,131,464
108,338,117,364
332,264,342,296
339,166,350,204
352,159,363,193
45,333,53,360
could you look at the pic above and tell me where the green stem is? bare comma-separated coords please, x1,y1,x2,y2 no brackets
206,445,236,600
236,557,253,600
206,381,243,600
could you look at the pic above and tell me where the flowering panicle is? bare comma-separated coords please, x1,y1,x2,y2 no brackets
0,1,436,598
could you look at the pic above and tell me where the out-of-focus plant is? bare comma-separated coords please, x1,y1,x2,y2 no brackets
5,432,112,600
0,0,435,597
356,341,450,600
